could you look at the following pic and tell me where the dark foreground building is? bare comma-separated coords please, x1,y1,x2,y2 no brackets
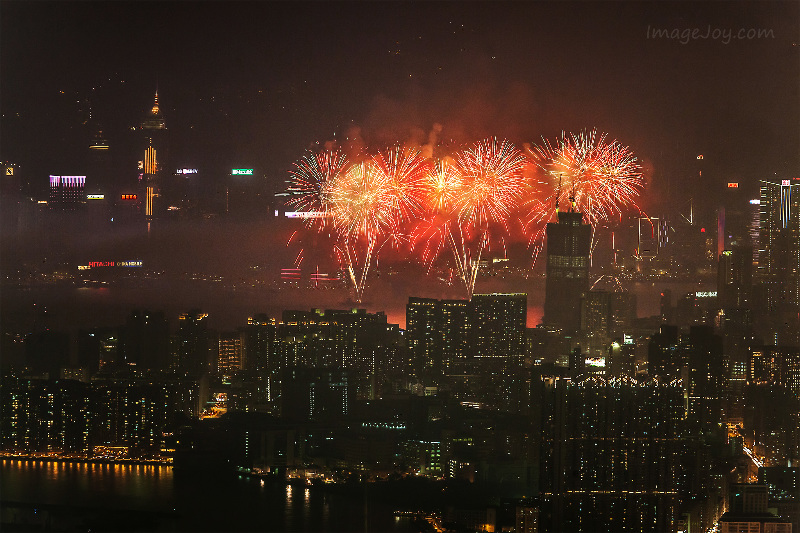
544,210,591,333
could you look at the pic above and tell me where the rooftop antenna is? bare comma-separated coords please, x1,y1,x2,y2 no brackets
555,174,562,213
569,182,577,212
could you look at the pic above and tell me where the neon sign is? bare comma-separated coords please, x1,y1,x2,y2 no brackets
285,211,326,218
120,194,137,200
176,169,197,174
81,260,142,269
695,291,718,298
232,169,254,175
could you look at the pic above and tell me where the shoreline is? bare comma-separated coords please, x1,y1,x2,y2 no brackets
0,454,172,466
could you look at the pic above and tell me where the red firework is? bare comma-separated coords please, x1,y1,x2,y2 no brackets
532,129,643,226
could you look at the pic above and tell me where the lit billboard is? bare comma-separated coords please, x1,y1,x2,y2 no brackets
232,169,254,175
695,291,717,298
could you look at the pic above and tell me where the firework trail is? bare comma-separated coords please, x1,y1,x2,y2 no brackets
413,138,526,298
454,138,526,298
413,158,463,274
328,146,430,302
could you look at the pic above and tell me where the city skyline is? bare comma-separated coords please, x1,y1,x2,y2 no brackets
1,2,799,532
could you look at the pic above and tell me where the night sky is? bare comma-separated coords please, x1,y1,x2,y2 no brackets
2,1,798,196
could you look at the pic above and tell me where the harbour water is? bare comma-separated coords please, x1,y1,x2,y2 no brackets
0,459,414,532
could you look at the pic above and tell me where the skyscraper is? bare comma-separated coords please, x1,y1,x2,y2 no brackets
683,325,725,432
218,331,244,376
406,297,442,378
48,175,86,210
757,179,800,311
405,295,520,377
717,246,753,309
471,293,527,373
139,91,167,219
440,299,471,374
544,210,591,332
648,325,681,380
176,310,210,377
533,375,687,532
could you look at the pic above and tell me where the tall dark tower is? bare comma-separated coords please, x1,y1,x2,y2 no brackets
718,246,753,309
544,210,591,332
176,309,210,378
139,91,167,219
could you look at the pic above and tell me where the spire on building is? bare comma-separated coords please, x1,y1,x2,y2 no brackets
141,89,166,130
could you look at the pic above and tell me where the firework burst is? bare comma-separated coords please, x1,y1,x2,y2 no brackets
327,147,429,302
532,130,643,226
284,131,644,299
286,149,348,229
413,139,526,298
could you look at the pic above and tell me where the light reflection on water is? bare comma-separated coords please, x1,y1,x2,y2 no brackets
1,459,410,532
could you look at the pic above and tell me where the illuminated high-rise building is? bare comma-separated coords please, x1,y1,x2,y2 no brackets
280,367,354,422
749,345,800,397
406,297,442,377
440,299,472,374
648,325,681,380
141,90,166,131
144,144,157,175
48,175,86,209
406,295,520,376
757,179,800,310
217,331,244,376
406,297,475,378
533,375,687,532
85,127,112,200
138,91,167,219
544,210,591,332
471,293,526,373
683,326,725,432
580,286,636,358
